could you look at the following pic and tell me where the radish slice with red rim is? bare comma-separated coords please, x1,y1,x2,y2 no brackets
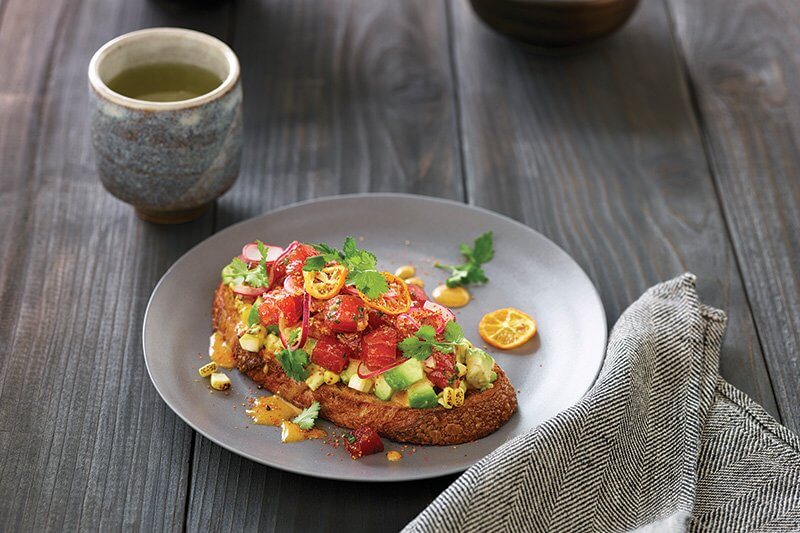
283,275,304,295
242,242,285,266
232,285,267,297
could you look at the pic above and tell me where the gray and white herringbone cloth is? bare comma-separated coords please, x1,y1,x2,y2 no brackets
404,274,800,532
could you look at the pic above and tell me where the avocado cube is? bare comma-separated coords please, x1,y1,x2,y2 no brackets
374,376,392,401
407,381,438,409
383,358,424,391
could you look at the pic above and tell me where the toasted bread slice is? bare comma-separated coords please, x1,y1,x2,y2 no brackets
213,283,517,445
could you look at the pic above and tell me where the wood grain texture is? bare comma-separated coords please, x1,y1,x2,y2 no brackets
187,1,461,532
214,0,463,229
450,0,779,416
667,0,800,431
0,0,232,530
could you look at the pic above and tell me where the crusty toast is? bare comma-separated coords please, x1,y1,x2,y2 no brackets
213,283,518,445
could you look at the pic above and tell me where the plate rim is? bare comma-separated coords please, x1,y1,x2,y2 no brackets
142,192,607,481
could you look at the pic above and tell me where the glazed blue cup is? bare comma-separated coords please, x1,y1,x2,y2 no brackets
88,28,242,223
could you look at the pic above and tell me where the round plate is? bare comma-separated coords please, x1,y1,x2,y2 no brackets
143,194,606,481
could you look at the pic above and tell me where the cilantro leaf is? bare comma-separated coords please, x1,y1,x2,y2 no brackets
397,335,433,361
444,321,464,343
222,241,270,288
349,270,388,299
276,347,309,381
398,323,462,361
416,324,437,340
256,241,269,268
303,255,327,272
247,304,261,327
309,237,389,297
342,236,358,258
221,257,250,285
472,232,494,264
292,401,321,430
435,232,494,288
312,243,341,258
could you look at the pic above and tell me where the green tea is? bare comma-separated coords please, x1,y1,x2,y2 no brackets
107,62,223,102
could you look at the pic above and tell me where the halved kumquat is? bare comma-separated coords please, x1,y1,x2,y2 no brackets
478,307,537,349
303,264,348,300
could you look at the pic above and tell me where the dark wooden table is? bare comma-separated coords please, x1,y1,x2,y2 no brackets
2,0,798,530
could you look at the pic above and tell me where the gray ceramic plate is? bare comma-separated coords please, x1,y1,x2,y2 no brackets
143,194,606,481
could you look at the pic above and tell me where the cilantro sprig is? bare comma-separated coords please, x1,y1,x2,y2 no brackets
276,346,309,381
304,236,388,298
397,321,464,361
221,241,270,288
292,401,321,430
434,232,494,288
276,329,309,381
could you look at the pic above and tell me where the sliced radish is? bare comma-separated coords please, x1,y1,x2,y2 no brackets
232,285,267,297
242,242,285,266
284,275,304,295
423,300,456,331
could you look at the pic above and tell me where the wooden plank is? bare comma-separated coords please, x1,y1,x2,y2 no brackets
449,0,779,417
214,0,464,229
187,1,462,531
0,0,232,530
666,0,800,431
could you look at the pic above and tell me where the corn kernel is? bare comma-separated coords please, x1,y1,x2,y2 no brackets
247,323,266,337
263,333,282,355
198,362,218,378
453,387,465,407
405,277,424,288
438,387,455,409
323,370,340,385
210,372,231,391
305,370,325,391
386,451,403,462
394,265,415,279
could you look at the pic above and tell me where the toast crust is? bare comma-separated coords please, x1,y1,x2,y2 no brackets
213,283,517,445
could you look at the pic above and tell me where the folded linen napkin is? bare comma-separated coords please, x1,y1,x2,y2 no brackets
404,274,800,532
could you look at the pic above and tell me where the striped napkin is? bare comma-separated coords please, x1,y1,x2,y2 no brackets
404,274,800,532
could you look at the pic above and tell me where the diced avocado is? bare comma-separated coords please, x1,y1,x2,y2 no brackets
466,347,497,390
239,333,262,353
383,358,424,391
348,375,373,393
305,364,325,391
454,339,472,365
374,376,392,401
407,380,438,409
340,359,360,385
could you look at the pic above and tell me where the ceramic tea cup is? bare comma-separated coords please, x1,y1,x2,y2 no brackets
88,28,242,223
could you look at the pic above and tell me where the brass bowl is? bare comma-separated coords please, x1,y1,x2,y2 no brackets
469,0,639,50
